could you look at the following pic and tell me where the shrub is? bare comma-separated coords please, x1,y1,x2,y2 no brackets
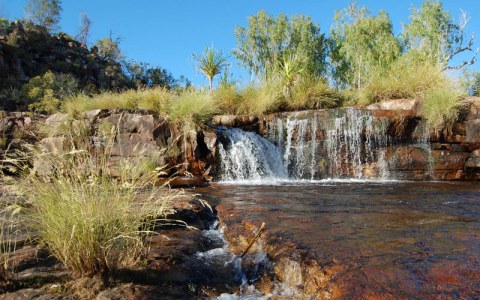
213,84,242,115
19,144,179,277
23,71,79,113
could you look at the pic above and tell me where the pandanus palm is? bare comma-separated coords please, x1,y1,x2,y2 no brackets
193,47,228,91
276,53,307,97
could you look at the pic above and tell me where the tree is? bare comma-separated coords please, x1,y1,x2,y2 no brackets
24,0,62,32
275,53,307,97
124,61,179,89
94,35,124,62
192,47,228,91
330,3,401,89
75,13,91,46
403,0,478,69
233,10,327,82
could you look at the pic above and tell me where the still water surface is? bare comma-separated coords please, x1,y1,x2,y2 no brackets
198,181,480,298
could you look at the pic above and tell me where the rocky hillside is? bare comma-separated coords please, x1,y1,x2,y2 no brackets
0,21,130,110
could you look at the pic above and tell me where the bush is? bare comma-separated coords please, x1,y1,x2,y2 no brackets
213,84,242,115
23,71,79,113
236,80,284,115
19,144,179,277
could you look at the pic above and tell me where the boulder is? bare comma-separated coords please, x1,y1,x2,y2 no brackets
367,99,420,115
465,119,480,143
45,113,70,136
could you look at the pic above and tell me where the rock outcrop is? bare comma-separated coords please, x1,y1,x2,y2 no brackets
0,110,217,183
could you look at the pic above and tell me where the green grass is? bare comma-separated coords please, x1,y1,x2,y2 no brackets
358,60,446,104
63,89,171,115
421,84,463,129
19,144,180,277
169,89,219,124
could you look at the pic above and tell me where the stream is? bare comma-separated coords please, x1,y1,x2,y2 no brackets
198,180,480,298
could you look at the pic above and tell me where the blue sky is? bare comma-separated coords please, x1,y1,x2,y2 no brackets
1,1,479,87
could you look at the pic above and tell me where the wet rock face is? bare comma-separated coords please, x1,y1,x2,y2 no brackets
259,98,480,181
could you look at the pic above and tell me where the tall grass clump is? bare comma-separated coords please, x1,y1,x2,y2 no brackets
0,201,21,283
236,79,284,115
358,60,446,104
19,141,179,277
169,89,219,124
213,84,242,115
421,84,464,129
63,88,173,117
289,77,343,110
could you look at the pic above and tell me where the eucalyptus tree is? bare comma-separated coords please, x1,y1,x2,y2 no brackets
24,0,62,32
402,0,478,69
192,47,228,91
330,3,401,90
233,10,327,83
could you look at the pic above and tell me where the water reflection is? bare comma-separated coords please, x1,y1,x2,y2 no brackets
197,181,480,298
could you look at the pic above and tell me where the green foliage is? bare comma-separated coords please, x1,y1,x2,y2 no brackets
169,89,219,124
330,3,401,90
274,53,307,97
94,36,124,62
213,84,242,115
0,18,10,33
19,145,178,277
125,61,179,90
289,77,343,110
192,47,228,90
358,59,445,104
24,0,62,32
233,10,327,81
421,84,463,128
22,71,79,113
236,80,284,115
402,0,476,69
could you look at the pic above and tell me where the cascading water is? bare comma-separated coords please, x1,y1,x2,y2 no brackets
265,108,392,180
217,108,436,181
217,127,288,181
325,109,390,179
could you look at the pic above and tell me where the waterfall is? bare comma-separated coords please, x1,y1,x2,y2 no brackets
413,120,434,179
217,127,288,181
265,109,392,180
326,109,390,179
216,108,437,182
